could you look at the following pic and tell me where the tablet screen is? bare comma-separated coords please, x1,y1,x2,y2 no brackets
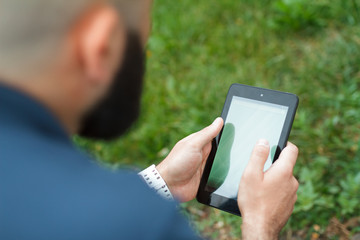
205,96,289,199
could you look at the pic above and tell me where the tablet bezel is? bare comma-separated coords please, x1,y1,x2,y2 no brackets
196,83,299,216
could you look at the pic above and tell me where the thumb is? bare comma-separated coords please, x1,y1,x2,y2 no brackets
192,117,223,148
243,139,270,180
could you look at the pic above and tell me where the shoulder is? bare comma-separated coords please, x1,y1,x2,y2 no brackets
0,135,200,240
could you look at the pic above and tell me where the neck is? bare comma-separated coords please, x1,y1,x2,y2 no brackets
0,76,81,136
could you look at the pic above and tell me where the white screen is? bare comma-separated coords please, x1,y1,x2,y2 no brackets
206,96,288,199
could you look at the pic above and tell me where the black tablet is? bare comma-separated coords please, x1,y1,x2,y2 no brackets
196,83,299,216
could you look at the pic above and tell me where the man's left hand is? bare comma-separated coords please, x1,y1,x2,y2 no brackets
156,117,223,202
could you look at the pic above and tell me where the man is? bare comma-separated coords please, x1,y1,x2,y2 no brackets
0,0,299,239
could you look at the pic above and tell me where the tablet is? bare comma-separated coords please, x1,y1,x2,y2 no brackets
196,83,299,216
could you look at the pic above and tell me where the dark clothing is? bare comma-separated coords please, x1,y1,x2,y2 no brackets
0,84,199,240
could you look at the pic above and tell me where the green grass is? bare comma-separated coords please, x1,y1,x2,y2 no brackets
75,0,360,238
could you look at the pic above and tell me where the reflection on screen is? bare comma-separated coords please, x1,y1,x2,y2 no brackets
206,96,288,199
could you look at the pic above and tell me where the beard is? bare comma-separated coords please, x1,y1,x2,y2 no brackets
78,31,145,140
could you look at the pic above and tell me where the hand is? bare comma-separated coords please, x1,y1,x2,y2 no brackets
156,117,223,202
238,140,299,240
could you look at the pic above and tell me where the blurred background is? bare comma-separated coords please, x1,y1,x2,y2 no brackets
76,0,360,239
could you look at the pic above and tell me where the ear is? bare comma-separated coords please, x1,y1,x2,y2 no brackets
74,5,126,85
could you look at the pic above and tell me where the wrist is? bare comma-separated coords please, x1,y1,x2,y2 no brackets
241,217,278,240
157,163,195,203
138,164,173,200
156,163,172,189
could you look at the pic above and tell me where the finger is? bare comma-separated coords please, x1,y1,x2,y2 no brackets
274,142,298,172
202,141,212,159
191,117,223,148
200,142,212,173
243,139,270,180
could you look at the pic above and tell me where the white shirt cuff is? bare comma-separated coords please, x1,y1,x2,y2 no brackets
138,164,174,200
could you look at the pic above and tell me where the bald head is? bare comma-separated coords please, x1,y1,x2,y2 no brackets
0,0,149,78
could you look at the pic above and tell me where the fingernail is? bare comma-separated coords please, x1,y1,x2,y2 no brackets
257,139,269,146
212,117,222,126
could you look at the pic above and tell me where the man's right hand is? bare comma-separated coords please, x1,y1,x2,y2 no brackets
238,139,299,240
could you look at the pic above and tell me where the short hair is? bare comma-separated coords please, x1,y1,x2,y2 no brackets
0,0,144,75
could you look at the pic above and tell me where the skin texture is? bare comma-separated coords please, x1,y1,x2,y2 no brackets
238,140,299,239
157,117,224,202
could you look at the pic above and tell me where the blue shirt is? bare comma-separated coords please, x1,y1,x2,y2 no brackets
0,84,200,240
